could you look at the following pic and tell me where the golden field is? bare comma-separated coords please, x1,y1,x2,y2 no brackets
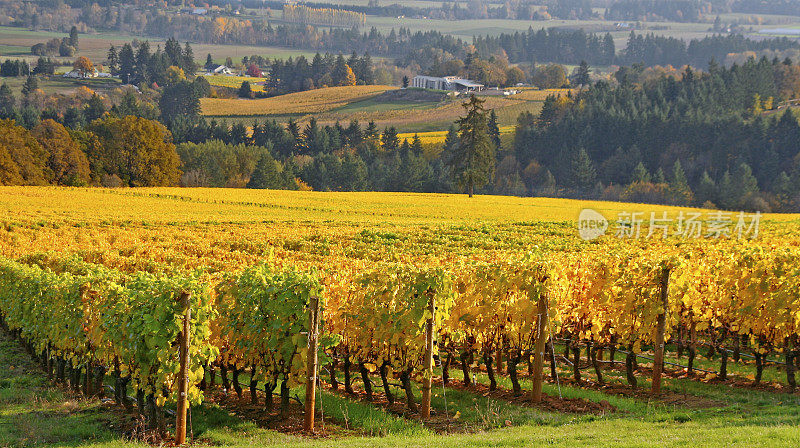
200,85,397,116
198,86,569,132
2,186,798,225
398,125,515,145
204,74,266,91
2,186,798,274
313,96,542,132
512,88,575,101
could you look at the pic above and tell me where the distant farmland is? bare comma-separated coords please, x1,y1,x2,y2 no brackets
201,86,561,132
200,85,398,116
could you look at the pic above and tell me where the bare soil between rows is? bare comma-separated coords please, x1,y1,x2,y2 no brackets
204,387,357,438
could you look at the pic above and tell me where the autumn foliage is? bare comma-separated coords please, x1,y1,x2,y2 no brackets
0,116,181,187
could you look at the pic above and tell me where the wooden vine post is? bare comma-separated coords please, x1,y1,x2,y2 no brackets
530,289,548,403
175,291,191,446
651,267,670,395
304,296,321,433
420,291,435,419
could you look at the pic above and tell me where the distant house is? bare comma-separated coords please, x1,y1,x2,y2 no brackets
63,69,101,79
207,65,234,75
192,7,208,15
411,75,484,92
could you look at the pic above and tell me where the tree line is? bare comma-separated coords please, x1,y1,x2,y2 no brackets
106,38,196,85
513,56,800,212
282,4,366,28
0,116,178,187
605,0,707,22
473,28,798,68
259,52,374,95
620,32,799,67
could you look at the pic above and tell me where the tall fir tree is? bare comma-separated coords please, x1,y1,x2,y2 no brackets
107,45,119,74
568,148,597,194
446,95,495,197
21,75,38,96
68,26,79,50
488,109,501,149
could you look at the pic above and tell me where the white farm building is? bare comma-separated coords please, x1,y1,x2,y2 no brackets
411,75,484,92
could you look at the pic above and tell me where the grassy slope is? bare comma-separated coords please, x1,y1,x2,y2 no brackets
200,85,398,116
0,332,140,448
200,87,549,132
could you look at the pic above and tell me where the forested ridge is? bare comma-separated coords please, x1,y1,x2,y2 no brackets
515,56,800,211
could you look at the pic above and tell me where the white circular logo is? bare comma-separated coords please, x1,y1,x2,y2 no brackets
578,208,608,241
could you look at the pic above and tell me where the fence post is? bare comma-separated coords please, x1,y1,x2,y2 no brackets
175,291,191,445
531,290,548,403
652,267,670,394
421,292,435,419
304,296,321,433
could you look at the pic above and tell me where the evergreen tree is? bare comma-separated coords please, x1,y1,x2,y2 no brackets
160,81,201,125
21,75,38,96
443,124,459,154
0,83,16,119
381,126,399,152
84,93,106,122
238,81,253,98
345,119,363,146
574,60,591,88
400,148,432,191
118,43,135,84
164,37,183,68
446,95,495,197
286,119,301,149
347,51,359,79
538,95,561,125
631,162,651,183
359,53,374,84
107,45,119,75
365,120,379,139
63,107,84,129
33,57,55,75
734,163,759,198
411,134,423,155
654,167,667,184
302,118,327,154
332,55,355,86
134,41,151,84
696,171,717,206
68,26,79,50
205,53,214,70
183,43,196,75
229,122,248,145
488,109,501,149
568,148,597,194
718,170,736,209
602,33,615,65
669,160,693,205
